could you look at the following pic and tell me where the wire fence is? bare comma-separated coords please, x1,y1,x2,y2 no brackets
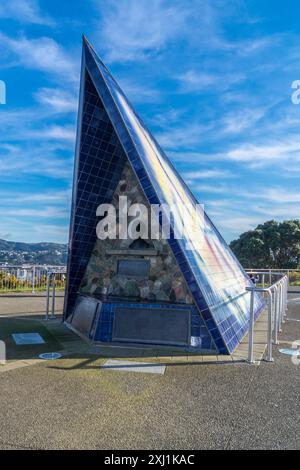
0,265,67,293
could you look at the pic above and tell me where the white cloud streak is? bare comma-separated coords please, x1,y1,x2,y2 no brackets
95,0,190,62
182,169,235,180
34,88,78,113
0,33,78,82
0,143,73,180
0,0,54,25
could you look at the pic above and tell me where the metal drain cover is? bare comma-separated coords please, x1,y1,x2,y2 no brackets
39,352,62,360
279,348,299,356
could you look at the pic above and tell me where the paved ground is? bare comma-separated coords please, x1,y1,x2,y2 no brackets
0,293,299,450
0,293,64,317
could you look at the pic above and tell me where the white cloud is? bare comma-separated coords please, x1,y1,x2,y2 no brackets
0,0,54,25
176,70,245,94
22,190,72,203
218,215,266,234
0,189,71,205
259,188,300,204
33,224,69,239
0,232,12,239
26,125,76,142
223,138,300,165
4,207,68,219
0,33,78,82
34,88,78,113
168,135,300,168
95,0,189,62
220,107,267,135
119,78,162,104
182,169,235,180
194,184,231,194
168,151,211,163
150,108,186,127
206,199,234,208
0,143,73,180
0,221,69,243
0,102,77,145
236,37,277,56
96,0,270,65
176,71,218,92
156,122,213,149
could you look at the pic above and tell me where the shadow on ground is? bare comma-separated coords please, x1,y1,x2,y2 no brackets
0,313,237,364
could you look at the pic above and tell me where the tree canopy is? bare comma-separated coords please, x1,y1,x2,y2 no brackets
229,220,300,269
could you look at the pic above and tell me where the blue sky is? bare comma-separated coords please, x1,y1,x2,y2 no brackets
0,0,300,244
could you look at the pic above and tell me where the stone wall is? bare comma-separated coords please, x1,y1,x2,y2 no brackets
79,163,193,305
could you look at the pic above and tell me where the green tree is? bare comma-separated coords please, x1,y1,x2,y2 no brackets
230,219,300,269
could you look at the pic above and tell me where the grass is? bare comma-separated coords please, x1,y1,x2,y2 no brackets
288,272,300,286
0,287,65,294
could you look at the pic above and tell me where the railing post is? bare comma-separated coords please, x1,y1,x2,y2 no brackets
45,271,51,321
248,288,255,364
285,276,288,313
278,282,283,332
51,273,56,319
281,280,285,325
266,290,273,362
273,285,279,344
283,277,286,312
32,266,36,294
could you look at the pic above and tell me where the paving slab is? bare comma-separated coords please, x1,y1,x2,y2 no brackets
12,333,45,345
101,359,166,374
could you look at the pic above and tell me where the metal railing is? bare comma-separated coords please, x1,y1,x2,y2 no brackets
45,269,67,320
246,268,300,287
246,271,289,364
0,265,66,293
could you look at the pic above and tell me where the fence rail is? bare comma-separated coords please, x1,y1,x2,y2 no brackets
0,265,66,293
246,268,300,287
246,270,288,364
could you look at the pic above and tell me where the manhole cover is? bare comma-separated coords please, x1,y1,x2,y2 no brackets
39,352,62,360
12,333,45,345
279,348,300,356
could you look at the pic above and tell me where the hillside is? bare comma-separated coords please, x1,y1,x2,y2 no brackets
0,239,68,266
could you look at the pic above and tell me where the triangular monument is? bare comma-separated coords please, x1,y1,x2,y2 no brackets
63,37,264,354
